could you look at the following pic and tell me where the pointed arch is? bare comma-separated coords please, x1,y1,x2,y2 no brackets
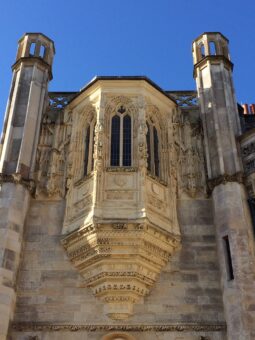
109,102,133,167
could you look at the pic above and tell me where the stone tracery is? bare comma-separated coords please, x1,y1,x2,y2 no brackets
60,89,181,320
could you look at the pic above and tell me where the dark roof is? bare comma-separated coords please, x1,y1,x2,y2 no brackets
68,76,177,105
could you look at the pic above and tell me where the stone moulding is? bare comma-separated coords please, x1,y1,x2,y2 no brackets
61,222,180,320
106,167,138,172
0,173,35,194
11,322,227,332
207,171,244,193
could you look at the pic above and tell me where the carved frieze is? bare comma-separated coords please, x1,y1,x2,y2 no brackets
106,167,137,173
12,322,227,332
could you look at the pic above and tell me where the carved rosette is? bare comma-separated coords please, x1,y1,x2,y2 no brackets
62,222,180,320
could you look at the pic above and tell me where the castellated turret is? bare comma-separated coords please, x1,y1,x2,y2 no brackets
0,33,55,178
193,32,255,340
0,33,55,340
193,32,242,178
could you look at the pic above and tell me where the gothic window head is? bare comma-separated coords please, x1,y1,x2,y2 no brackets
110,105,132,167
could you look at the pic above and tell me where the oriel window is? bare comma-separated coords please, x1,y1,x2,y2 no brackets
110,106,132,167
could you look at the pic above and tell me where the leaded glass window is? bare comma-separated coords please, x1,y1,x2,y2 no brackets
111,115,120,166
110,109,132,167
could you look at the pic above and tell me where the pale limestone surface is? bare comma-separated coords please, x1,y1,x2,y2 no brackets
193,32,255,340
0,32,254,340
9,198,226,339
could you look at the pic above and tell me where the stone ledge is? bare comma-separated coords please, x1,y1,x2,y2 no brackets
207,172,244,194
0,173,35,195
11,322,227,332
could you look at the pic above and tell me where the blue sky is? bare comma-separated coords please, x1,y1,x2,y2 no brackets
0,0,255,129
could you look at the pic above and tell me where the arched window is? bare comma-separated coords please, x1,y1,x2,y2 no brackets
209,41,217,55
29,42,36,56
200,44,205,58
146,120,160,177
111,115,120,166
39,44,46,58
84,122,95,176
110,107,132,167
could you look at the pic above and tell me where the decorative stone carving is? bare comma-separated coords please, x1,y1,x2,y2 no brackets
178,115,206,198
207,172,244,193
168,91,198,108
34,108,70,199
106,167,137,172
0,173,35,194
240,136,255,175
61,92,180,320
48,92,76,110
62,222,180,320
12,322,227,332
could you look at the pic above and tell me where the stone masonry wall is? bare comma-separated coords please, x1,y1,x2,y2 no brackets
10,198,226,340
0,183,30,340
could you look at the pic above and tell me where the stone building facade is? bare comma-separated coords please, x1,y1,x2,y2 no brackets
0,32,255,340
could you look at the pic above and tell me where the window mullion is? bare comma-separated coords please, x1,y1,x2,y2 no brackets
120,115,123,166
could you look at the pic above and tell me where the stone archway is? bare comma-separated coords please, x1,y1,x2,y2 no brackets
102,332,136,340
